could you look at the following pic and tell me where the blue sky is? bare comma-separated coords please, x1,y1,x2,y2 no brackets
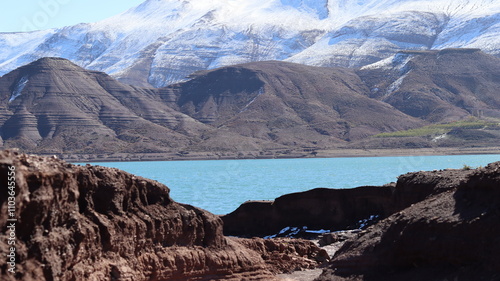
0,0,145,32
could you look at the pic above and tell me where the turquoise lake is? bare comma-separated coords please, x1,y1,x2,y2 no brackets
81,154,500,215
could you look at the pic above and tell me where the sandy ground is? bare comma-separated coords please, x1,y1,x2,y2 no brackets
277,269,324,281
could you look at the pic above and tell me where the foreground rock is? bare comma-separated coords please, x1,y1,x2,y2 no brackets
316,162,500,280
0,150,320,280
222,162,499,280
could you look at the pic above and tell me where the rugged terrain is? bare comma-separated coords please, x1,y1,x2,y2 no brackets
1,0,499,87
222,161,478,237
163,60,424,150
1,153,499,280
0,57,209,154
359,48,500,122
317,161,500,281
0,150,322,280
223,162,500,280
1,50,499,157
222,186,395,237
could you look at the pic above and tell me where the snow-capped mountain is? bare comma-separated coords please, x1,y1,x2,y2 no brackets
0,0,499,87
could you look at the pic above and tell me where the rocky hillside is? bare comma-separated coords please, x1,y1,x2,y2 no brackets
359,48,500,122
164,61,424,150
1,50,500,157
0,57,209,154
317,161,500,281
0,150,322,280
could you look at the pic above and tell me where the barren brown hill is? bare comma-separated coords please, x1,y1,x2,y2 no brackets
1,51,499,156
164,61,425,150
0,58,208,154
359,49,500,122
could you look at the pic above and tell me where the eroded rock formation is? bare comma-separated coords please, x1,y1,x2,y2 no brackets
0,150,320,280
222,166,481,237
316,162,500,281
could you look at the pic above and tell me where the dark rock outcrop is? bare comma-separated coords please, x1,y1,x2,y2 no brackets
222,186,395,237
0,150,321,280
222,167,479,237
316,162,500,281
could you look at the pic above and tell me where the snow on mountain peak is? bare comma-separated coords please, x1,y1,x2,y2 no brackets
0,0,499,87
280,0,329,19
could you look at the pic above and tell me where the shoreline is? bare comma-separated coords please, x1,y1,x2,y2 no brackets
34,146,500,163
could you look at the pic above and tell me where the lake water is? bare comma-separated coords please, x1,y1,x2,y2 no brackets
81,154,500,215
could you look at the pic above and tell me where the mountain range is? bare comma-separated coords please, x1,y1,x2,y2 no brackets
1,49,499,157
0,0,499,88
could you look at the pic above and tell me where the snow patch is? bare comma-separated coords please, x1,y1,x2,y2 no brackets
361,52,413,71
240,88,264,112
432,134,448,142
9,76,29,103
357,215,379,229
264,226,330,239
393,53,414,71
385,71,410,96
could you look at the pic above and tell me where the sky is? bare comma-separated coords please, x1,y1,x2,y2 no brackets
0,0,145,33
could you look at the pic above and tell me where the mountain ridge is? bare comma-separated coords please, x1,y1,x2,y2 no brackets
1,49,499,157
164,60,425,147
1,0,499,87
0,57,209,154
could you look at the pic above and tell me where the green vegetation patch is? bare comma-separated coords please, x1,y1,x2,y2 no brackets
375,119,500,138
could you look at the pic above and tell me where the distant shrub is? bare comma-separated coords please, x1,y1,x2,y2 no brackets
462,164,472,170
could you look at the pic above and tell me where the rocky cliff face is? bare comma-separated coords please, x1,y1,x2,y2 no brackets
316,162,500,281
0,150,321,280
